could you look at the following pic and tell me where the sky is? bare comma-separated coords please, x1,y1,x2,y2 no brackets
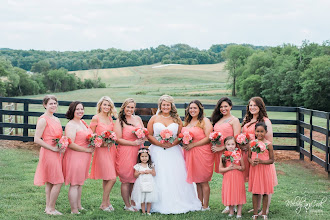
1,0,329,51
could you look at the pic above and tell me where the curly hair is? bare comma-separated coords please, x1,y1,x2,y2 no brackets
118,98,135,127
210,97,233,126
183,100,205,129
96,96,118,118
158,95,180,123
65,101,83,120
242,97,268,128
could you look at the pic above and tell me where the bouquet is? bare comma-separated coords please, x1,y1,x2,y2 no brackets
235,133,250,145
53,135,71,155
101,130,117,151
86,133,103,148
132,127,149,139
209,131,223,145
178,131,194,145
250,140,268,158
221,148,241,164
221,150,234,163
157,129,174,150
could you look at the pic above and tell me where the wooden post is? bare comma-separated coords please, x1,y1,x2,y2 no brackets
309,110,313,161
297,108,305,160
15,103,18,135
0,100,2,135
23,101,29,142
326,113,329,177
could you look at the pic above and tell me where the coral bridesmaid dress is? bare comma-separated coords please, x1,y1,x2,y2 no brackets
182,126,214,184
63,120,93,185
89,115,117,180
213,121,234,173
222,157,246,206
34,115,64,186
116,125,141,183
243,117,278,185
248,140,275,194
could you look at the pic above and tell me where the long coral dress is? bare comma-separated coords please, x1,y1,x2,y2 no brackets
116,125,141,183
243,117,278,186
248,140,275,194
222,156,246,206
213,120,234,173
89,115,117,180
63,120,93,185
34,114,64,186
182,126,214,183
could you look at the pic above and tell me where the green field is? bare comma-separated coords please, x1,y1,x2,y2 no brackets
0,147,329,220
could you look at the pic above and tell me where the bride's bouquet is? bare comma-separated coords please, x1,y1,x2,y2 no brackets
178,131,194,145
87,133,103,148
157,129,174,150
101,130,117,151
209,131,223,145
53,135,71,156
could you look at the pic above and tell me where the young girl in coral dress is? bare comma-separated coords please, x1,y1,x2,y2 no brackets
89,96,118,212
34,95,64,215
248,122,275,220
114,98,146,211
63,101,94,214
131,148,157,215
218,136,246,218
181,100,214,210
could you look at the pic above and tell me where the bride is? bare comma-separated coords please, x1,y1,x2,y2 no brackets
147,95,202,214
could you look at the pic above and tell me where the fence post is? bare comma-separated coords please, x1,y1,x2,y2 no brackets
23,101,29,142
326,113,329,176
309,110,313,161
241,109,246,123
297,107,304,160
0,99,3,135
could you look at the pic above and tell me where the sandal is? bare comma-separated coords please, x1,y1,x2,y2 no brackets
252,215,258,219
222,206,230,213
108,205,115,211
124,206,135,212
261,215,268,219
100,206,113,212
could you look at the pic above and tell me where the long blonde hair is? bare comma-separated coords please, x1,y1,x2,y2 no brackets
158,95,180,123
118,98,136,127
96,96,118,118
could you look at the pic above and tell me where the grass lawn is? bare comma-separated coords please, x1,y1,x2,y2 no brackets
0,147,329,220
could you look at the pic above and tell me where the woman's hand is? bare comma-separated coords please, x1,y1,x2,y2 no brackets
159,142,172,149
85,147,94,153
211,145,225,153
252,158,259,166
183,143,194,151
134,139,145,146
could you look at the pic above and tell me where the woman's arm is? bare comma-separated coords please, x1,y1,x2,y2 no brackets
265,119,273,142
147,116,171,148
90,115,98,133
34,118,60,152
170,118,183,147
114,119,143,146
183,117,212,151
232,117,241,136
65,122,93,153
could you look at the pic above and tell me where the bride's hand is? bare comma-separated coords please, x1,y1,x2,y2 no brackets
160,142,171,149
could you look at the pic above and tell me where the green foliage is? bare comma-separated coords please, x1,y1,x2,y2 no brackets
238,74,262,100
300,56,330,111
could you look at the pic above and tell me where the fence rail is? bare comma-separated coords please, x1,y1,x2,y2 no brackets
0,97,329,174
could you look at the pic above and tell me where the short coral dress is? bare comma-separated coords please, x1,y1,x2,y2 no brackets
89,115,117,180
222,155,246,206
181,126,214,183
34,114,64,186
248,140,275,194
116,125,142,183
63,120,93,185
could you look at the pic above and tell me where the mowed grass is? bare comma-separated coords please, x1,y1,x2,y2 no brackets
0,147,329,220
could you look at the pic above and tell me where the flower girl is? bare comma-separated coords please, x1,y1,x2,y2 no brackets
131,148,158,215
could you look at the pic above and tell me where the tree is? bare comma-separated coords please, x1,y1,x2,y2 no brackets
221,45,253,96
31,60,51,73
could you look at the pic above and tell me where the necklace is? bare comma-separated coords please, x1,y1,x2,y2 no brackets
161,114,171,118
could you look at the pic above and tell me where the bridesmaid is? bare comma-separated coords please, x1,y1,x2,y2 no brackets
210,97,241,214
114,98,145,211
89,96,118,212
242,96,278,215
181,100,214,211
34,95,64,215
63,101,94,214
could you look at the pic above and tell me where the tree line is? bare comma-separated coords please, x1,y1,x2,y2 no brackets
0,44,265,71
222,41,330,111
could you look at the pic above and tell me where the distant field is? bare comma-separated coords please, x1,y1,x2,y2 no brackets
22,62,234,105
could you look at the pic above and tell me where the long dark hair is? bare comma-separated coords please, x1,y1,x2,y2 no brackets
242,97,268,128
136,148,153,169
184,100,205,129
210,97,233,126
118,98,135,127
222,136,237,168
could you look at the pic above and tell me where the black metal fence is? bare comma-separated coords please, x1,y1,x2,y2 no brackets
0,97,329,174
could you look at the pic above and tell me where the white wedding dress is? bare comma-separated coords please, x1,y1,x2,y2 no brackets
149,122,202,214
